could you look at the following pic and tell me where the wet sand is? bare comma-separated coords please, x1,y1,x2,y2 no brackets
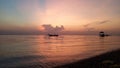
54,49,120,68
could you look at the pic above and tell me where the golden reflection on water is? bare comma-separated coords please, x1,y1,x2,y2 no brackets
31,35,120,66
0,35,120,67
32,36,88,66
30,35,120,68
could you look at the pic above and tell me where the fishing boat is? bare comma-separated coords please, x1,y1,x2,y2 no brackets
48,34,59,37
99,31,110,37
99,31,105,37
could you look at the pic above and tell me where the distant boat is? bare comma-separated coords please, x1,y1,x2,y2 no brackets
48,34,59,37
99,31,105,37
99,31,110,37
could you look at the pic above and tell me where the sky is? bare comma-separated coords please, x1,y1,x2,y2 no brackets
0,0,120,35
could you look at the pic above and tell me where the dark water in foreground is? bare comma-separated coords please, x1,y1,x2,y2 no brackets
0,35,120,68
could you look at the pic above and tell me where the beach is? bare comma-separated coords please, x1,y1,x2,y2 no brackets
54,49,120,68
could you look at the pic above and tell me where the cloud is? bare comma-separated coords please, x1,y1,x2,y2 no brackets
84,20,110,27
42,24,64,34
97,20,110,24
84,20,110,31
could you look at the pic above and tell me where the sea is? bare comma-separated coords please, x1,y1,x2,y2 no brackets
0,35,120,68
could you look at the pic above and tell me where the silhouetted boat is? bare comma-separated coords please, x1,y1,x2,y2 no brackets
99,31,110,37
99,31,105,37
48,34,59,37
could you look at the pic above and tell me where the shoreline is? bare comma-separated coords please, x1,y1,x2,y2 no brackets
54,49,120,68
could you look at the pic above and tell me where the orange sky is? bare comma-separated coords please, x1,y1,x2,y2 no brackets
0,0,120,35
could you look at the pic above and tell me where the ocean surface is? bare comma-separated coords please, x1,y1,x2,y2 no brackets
0,35,120,68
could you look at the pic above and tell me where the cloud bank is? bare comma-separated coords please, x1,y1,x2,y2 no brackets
42,24,64,34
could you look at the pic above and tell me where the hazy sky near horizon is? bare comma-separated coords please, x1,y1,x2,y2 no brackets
0,0,120,35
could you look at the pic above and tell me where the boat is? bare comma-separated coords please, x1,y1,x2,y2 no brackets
99,31,105,37
48,34,59,37
99,31,110,37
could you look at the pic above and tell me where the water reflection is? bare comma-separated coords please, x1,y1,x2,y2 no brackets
30,35,120,67
0,35,120,68
31,36,89,66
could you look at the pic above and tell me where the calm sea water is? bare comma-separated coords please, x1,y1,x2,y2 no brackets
0,35,120,68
